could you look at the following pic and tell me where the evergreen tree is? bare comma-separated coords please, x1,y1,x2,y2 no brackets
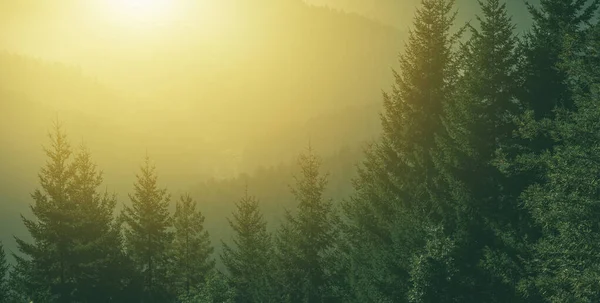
0,242,9,303
11,121,76,302
68,144,135,302
430,0,529,301
519,22,600,302
275,145,340,302
178,271,236,303
507,1,600,299
171,194,214,298
343,0,461,301
11,123,136,302
221,188,274,303
517,0,599,149
122,156,173,302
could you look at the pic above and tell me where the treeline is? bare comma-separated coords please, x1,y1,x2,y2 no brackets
3,0,600,302
0,121,339,302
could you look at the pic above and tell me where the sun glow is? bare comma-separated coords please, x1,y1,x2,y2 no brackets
105,0,174,28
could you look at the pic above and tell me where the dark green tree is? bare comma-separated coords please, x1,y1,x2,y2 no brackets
275,145,340,302
343,0,461,301
171,194,215,298
518,0,599,148
68,144,135,302
518,22,600,302
11,123,137,302
0,242,9,303
429,0,528,301
178,271,235,303
11,121,76,303
505,1,600,299
221,188,274,303
122,156,173,302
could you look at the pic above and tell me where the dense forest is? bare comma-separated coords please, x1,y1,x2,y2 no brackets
3,0,600,302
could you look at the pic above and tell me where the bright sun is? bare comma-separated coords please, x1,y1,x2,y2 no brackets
106,0,174,27
94,0,234,41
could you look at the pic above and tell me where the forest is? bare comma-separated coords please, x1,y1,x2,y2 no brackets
2,0,600,302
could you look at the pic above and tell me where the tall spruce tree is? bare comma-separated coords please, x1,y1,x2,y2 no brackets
430,0,528,301
221,188,274,303
171,194,215,298
506,1,600,299
0,242,9,303
68,144,134,302
275,145,340,303
519,22,600,302
517,0,599,151
343,0,460,301
11,123,135,302
122,156,173,302
11,121,76,302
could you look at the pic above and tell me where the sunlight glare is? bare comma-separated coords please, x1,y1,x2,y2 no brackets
106,0,173,27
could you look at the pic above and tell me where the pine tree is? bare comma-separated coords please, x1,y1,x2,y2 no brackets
122,156,173,302
0,242,9,303
506,1,600,299
275,145,340,302
178,271,236,303
518,0,599,148
343,0,461,301
11,123,136,302
430,0,528,301
171,194,214,298
519,22,600,302
11,121,76,302
68,144,135,302
221,188,274,303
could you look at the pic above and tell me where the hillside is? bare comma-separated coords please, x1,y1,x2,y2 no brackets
0,1,402,262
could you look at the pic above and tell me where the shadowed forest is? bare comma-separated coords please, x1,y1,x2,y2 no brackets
2,0,600,302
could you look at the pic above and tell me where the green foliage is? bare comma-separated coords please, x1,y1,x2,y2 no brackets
344,0,461,301
221,190,275,303
10,122,133,302
171,194,215,298
122,156,174,302
275,145,342,302
427,0,530,301
518,0,599,151
517,24,600,302
67,144,136,302
0,242,9,303
11,121,75,302
178,271,236,303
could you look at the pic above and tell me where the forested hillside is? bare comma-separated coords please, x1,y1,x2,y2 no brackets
0,0,397,264
3,0,600,302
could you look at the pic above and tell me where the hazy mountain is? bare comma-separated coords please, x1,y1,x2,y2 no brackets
0,0,402,262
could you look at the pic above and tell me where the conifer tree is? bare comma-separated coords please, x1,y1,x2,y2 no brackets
68,144,134,302
275,145,340,302
122,156,173,302
430,0,528,301
517,0,600,155
221,188,274,303
0,242,9,303
171,194,214,298
11,121,76,302
519,22,600,302
178,271,235,303
11,123,135,302
343,0,461,301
